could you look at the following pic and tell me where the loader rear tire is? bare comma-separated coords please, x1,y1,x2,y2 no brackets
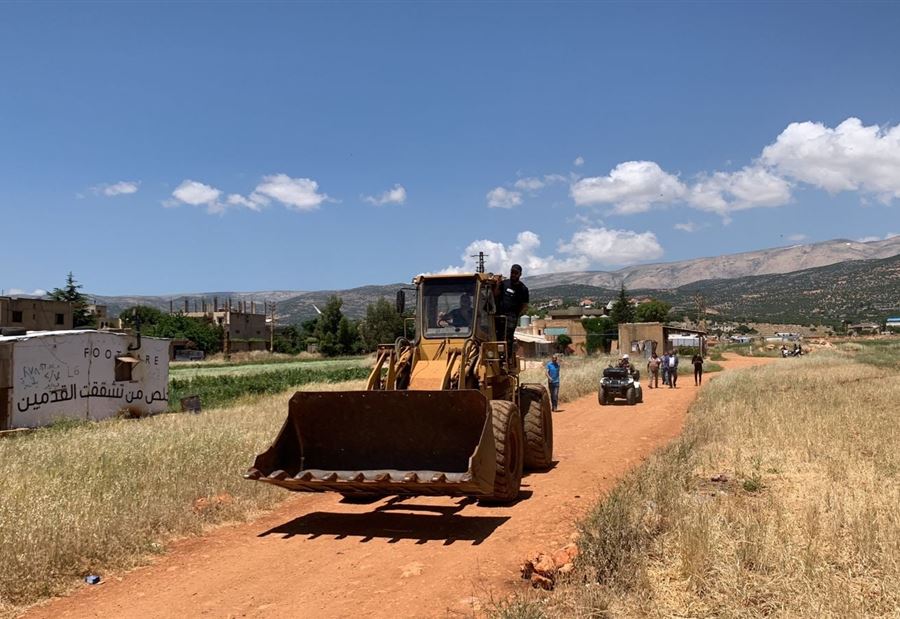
480,400,524,504
519,385,553,471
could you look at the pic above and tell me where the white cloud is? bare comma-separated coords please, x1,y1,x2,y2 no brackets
558,227,664,266
762,117,900,202
570,161,687,214
674,222,699,233
513,177,545,192
253,174,329,211
439,227,663,275
688,165,792,215
364,184,407,206
486,186,523,209
6,288,46,296
786,233,807,242
170,180,225,214
95,181,139,196
574,156,584,167
226,193,263,211
857,232,899,243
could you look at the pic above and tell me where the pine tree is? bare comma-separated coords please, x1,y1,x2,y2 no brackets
610,284,635,324
48,272,92,327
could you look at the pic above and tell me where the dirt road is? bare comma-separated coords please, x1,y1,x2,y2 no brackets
27,354,772,619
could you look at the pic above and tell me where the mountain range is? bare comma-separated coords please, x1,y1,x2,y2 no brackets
85,236,900,326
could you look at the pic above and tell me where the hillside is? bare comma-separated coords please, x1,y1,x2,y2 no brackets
80,236,900,326
530,254,900,326
526,236,900,290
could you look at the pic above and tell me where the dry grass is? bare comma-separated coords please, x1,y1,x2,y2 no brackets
0,379,365,617
514,348,900,617
520,355,616,403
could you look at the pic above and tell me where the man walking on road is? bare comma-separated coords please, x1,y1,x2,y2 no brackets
661,352,670,387
647,352,661,388
692,352,704,386
546,354,560,411
669,351,679,388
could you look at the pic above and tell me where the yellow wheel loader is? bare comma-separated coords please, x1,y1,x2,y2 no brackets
245,272,554,503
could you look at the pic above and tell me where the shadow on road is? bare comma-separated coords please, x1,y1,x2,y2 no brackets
259,508,510,545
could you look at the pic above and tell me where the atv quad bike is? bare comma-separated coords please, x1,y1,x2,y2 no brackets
598,366,643,406
245,272,553,504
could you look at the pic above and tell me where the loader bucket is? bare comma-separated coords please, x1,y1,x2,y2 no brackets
245,390,497,497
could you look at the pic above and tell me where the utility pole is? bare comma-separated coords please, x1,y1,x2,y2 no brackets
269,301,276,352
471,251,488,273
693,293,706,331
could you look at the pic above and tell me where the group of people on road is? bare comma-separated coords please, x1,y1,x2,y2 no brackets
645,351,705,388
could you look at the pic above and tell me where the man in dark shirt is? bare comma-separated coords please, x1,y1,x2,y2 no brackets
438,293,473,328
494,264,529,365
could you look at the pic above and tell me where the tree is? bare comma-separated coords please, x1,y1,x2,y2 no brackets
48,271,92,327
359,298,405,352
555,334,572,354
609,284,635,324
337,316,361,354
142,314,223,353
314,296,348,356
582,316,616,354
119,305,164,327
634,300,672,323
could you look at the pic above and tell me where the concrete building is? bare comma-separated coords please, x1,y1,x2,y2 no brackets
617,322,707,358
0,297,73,331
516,308,609,355
886,317,900,332
185,307,269,353
0,330,170,430
846,323,881,336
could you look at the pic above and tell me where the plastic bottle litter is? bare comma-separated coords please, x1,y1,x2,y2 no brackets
84,574,101,585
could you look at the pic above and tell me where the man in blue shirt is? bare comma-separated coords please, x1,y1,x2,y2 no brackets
546,353,560,411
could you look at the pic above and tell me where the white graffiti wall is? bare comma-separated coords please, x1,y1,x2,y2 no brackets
8,331,169,428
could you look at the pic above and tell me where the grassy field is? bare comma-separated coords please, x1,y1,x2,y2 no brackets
170,356,371,379
0,379,367,618
167,359,372,410
520,355,615,403
501,343,900,617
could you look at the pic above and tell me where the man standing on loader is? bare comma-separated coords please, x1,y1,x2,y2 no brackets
494,264,529,365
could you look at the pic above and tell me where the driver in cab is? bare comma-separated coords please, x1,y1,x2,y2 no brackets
437,293,473,328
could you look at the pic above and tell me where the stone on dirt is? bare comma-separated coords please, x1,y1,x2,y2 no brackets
520,542,580,590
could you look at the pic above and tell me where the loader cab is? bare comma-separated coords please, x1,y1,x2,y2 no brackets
419,276,494,342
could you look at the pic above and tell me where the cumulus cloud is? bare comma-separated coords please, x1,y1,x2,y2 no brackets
688,165,792,215
95,181,139,196
513,177,545,192
169,180,225,214
574,156,585,167
439,227,663,275
364,184,407,206
570,161,687,214
253,174,329,211
558,227,664,265
857,232,898,243
674,222,699,233
226,193,263,211
762,117,900,202
486,186,523,209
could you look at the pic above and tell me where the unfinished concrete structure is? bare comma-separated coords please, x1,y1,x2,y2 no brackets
185,298,268,353
0,297,73,331
617,322,707,358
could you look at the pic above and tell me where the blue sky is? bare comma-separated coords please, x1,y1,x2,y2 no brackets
1,2,898,296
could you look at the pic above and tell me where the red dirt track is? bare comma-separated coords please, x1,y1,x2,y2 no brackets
26,354,772,619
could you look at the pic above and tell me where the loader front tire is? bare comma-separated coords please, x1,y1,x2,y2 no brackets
519,385,553,471
480,400,524,504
